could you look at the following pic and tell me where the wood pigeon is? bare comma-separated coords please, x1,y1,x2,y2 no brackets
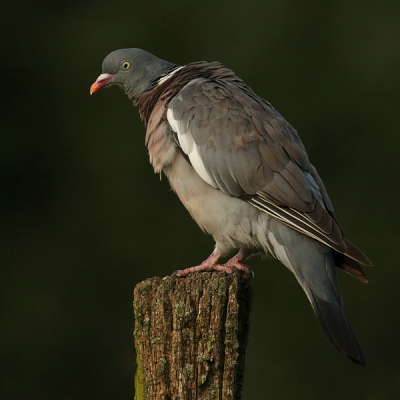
90,48,371,366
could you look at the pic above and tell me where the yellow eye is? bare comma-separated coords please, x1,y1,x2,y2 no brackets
121,61,131,70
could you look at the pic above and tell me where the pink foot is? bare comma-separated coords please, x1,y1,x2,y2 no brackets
174,252,254,277
222,254,254,276
175,252,235,277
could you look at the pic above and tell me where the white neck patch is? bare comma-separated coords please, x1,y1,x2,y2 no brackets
157,66,184,86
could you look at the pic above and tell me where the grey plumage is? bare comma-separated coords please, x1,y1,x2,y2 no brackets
268,219,366,366
91,48,371,366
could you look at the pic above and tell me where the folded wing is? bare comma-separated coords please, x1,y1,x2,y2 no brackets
167,78,371,276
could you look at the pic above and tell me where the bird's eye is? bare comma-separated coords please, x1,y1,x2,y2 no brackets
121,61,131,70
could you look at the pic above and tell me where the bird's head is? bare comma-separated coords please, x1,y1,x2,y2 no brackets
90,48,177,99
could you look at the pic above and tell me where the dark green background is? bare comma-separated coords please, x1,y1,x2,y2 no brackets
1,0,399,398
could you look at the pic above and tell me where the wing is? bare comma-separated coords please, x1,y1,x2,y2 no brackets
167,78,371,270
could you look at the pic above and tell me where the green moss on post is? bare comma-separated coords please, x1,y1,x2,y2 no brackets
133,271,253,400
134,355,145,400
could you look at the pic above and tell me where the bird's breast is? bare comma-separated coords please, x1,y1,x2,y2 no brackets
163,153,272,256
145,101,178,173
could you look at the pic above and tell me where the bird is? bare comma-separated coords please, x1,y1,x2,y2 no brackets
90,48,371,366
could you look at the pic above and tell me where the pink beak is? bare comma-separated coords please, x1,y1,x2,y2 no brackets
90,73,114,95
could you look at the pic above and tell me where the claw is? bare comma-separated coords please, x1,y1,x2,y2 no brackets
174,251,222,277
174,263,234,277
173,251,254,278
222,253,254,276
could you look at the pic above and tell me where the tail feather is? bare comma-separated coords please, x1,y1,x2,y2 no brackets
306,286,367,366
268,219,367,366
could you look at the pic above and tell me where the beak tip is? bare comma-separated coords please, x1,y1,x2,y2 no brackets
90,82,99,95
90,74,113,96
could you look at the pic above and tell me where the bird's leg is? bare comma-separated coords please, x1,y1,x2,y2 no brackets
221,248,254,275
175,248,254,277
174,251,236,277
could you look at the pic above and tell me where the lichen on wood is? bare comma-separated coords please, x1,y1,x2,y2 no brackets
133,271,253,400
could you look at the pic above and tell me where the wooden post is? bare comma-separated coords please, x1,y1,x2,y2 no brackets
133,271,253,400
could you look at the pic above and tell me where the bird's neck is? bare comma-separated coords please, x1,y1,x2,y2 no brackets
134,65,181,124
135,61,237,125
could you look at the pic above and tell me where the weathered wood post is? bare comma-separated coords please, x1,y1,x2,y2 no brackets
133,271,253,400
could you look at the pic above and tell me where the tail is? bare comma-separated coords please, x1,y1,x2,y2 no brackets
268,219,367,366
302,281,367,366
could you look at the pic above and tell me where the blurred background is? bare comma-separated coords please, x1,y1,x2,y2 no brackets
1,0,399,398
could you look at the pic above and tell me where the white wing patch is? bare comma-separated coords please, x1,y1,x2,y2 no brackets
157,66,184,86
188,144,217,188
167,107,217,188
